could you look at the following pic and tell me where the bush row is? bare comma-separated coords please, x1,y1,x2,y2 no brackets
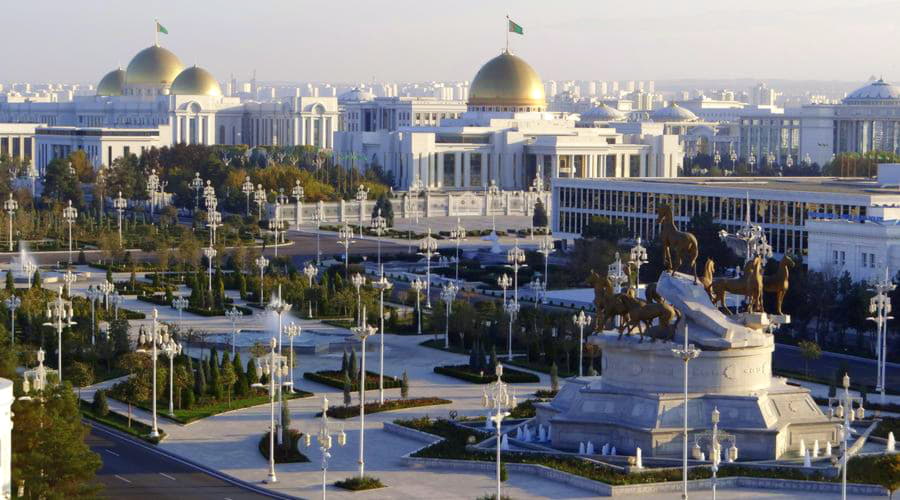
433,365,540,384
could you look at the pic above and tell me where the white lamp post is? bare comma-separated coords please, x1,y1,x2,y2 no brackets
411,277,425,335
312,208,323,265
827,373,866,500
269,201,284,258
137,308,166,439
486,180,500,233
23,261,36,288
867,267,894,405
207,208,222,248
161,338,182,417
304,396,347,500
225,306,242,355
355,184,369,238
43,286,75,383
536,235,553,301
62,200,78,266
26,162,38,200
372,269,392,404
98,279,115,311
283,322,301,393
629,237,649,287
113,191,128,245
292,180,305,230
572,310,591,377
108,291,122,320
608,252,628,295
191,172,204,210
482,363,517,500
530,278,545,306
692,407,738,500
371,208,388,270
203,180,215,211
62,269,76,298
86,285,101,345
266,286,292,444
671,326,700,500
418,228,438,308
350,311,377,478
4,193,18,252
440,282,458,349
450,218,466,284
253,337,287,484
171,295,189,332
304,262,318,318
4,295,20,346
146,169,159,218
351,273,366,326
504,299,519,361
506,241,526,309
241,176,254,217
407,179,423,253
254,184,267,221
203,247,217,293
255,255,269,307
338,223,355,279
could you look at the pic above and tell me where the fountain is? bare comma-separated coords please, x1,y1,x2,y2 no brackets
10,243,37,282
586,441,594,455
887,432,896,453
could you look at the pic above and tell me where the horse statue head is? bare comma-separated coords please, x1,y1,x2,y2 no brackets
656,204,673,224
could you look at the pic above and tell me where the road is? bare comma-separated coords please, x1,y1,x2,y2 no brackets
772,343,899,392
86,422,286,499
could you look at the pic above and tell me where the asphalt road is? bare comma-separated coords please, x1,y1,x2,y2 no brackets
86,422,284,500
772,344,899,392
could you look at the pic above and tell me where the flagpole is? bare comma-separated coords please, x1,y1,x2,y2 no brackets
154,18,158,46
505,15,509,53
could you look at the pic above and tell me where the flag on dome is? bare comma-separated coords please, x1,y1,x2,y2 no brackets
508,18,524,35
156,21,168,35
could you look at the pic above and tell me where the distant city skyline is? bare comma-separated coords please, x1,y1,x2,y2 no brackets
5,0,899,84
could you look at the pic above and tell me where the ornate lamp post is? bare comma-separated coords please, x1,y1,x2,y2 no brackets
530,277,545,306
729,149,737,171
62,269,76,298
225,306,242,355
827,373,866,500
137,308,167,438
254,184,267,221
304,262,318,318
867,267,894,405
191,172,204,210
371,208,388,269
486,180,500,233
283,322,302,393
207,208,222,248
608,252,628,295
355,184,369,238
253,337,288,484
113,191,127,245
450,218,466,284
98,279,115,312
713,150,721,171
268,201,284,258
26,162,38,199
23,261,36,288
291,180,305,229
482,363,517,500
241,176,254,217
62,200,78,266
203,180,216,210
418,228,438,308
351,273,366,326
160,337,182,417
172,295,188,332
350,312,377,478
692,407,738,500
203,247,217,293
440,282,458,349
748,152,757,173
338,223,355,279
372,270,392,404
304,396,347,499
4,193,17,252
85,285,100,345
407,179,423,253
572,309,591,377
629,237,649,287
497,273,512,313
147,169,160,218
4,295,20,346
411,277,425,335
312,208,323,265
255,255,269,307
506,241,526,309
43,286,75,382
108,291,122,320
671,326,700,500
537,235,553,299
504,299,519,361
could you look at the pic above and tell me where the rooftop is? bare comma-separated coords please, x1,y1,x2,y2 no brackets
574,176,900,197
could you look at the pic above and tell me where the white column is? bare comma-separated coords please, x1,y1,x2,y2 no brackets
463,152,471,187
454,152,462,188
319,117,326,148
481,152,488,186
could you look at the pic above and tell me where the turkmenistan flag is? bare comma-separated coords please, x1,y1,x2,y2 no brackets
156,21,168,35
508,19,524,35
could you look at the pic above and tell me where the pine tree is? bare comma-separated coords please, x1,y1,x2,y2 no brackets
5,270,14,292
401,370,409,399
341,351,349,374
182,386,195,409
280,400,292,452
209,350,221,398
221,359,237,405
343,371,352,405
550,362,560,392
246,358,259,386
194,357,207,396
32,268,41,288
106,268,114,283
490,346,498,372
238,272,248,299
92,389,109,417
349,350,359,379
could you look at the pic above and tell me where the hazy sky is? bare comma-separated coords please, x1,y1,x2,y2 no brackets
5,0,899,84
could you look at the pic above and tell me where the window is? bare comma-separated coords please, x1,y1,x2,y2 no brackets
470,153,482,187
443,153,455,186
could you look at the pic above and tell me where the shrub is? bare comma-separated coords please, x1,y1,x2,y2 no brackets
401,370,409,399
323,397,451,419
334,476,384,491
500,462,509,482
258,429,309,463
433,365,539,384
303,370,401,391
92,390,109,417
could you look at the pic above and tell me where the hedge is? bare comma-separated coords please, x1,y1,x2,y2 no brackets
320,397,452,419
303,370,401,391
433,364,540,384
334,476,385,491
258,429,309,463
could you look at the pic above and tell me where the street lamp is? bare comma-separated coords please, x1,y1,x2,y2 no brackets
713,151,721,171
304,262,318,318
441,282,458,349
355,184,369,238
62,269,76,298
23,261,36,288
867,267,894,405
98,279,115,312
371,208,388,270
4,193,18,252
304,396,347,500
671,326,701,500
537,235,553,299
26,162,38,199
573,310,591,377
338,223,355,279
207,209,222,248
418,228,438,308
203,247,217,293
372,269,392,404
351,273,366,326
482,363,517,500
692,407,738,500
486,180,500,233
86,285,100,345
43,286,75,382
63,200,78,266
450,217,466,284
350,311,377,478
172,295,189,332
504,299,519,361
137,308,167,438
312,208,323,265
530,277,545,306
268,201,284,258
108,291,122,320
411,277,425,335
254,184,267,221
506,241,526,309
292,180,305,230
225,306,242,355
608,252,628,295
255,255,269,307
147,169,160,218
729,149,737,171
827,373,866,500
241,176,254,217
203,180,216,211
113,191,128,245
283,322,302,393
253,337,287,484
407,179,423,253
629,237,649,288
191,172,204,210
161,337,182,417
4,294,20,346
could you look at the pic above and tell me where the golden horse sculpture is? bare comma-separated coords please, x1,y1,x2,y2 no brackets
763,255,795,315
588,270,631,332
618,293,679,342
710,256,764,314
656,204,699,282
699,258,716,303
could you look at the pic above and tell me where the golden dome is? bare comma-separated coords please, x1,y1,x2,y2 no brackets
97,68,125,96
468,51,546,110
125,45,184,87
170,66,222,96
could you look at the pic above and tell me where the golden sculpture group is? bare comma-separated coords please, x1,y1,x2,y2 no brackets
590,204,793,340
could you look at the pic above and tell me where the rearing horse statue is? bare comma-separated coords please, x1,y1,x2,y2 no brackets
656,204,699,282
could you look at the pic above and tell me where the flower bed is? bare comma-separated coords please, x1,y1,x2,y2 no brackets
258,429,309,463
334,476,385,491
303,370,401,391
433,365,539,384
320,397,452,419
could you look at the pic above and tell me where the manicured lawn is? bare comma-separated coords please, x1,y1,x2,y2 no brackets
433,365,540,384
110,390,313,425
79,400,164,444
304,370,401,391
320,397,452,419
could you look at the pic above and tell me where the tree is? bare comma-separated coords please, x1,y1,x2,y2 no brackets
348,350,359,379
343,371,352,405
340,351,349,374
246,358,259,387
117,352,151,427
372,193,394,226
173,364,193,410
550,362,559,392
92,389,109,417
12,384,102,497
532,198,548,229
68,361,94,400
220,359,237,405
194,357,207,397
400,370,409,399
848,454,900,499
41,157,84,208
5,270,13,292
798,340,822,378
281,399,292,453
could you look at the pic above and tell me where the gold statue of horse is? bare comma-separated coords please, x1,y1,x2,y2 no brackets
763,255,794,315
656,204,699,282
711,257,763,314
699,258,716,303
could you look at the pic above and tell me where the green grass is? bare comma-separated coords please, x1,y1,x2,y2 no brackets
110,390,313,424
321,397,452,419
433,365,540,384
334,475,385,491
79,400,164,444
304,370,402,391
